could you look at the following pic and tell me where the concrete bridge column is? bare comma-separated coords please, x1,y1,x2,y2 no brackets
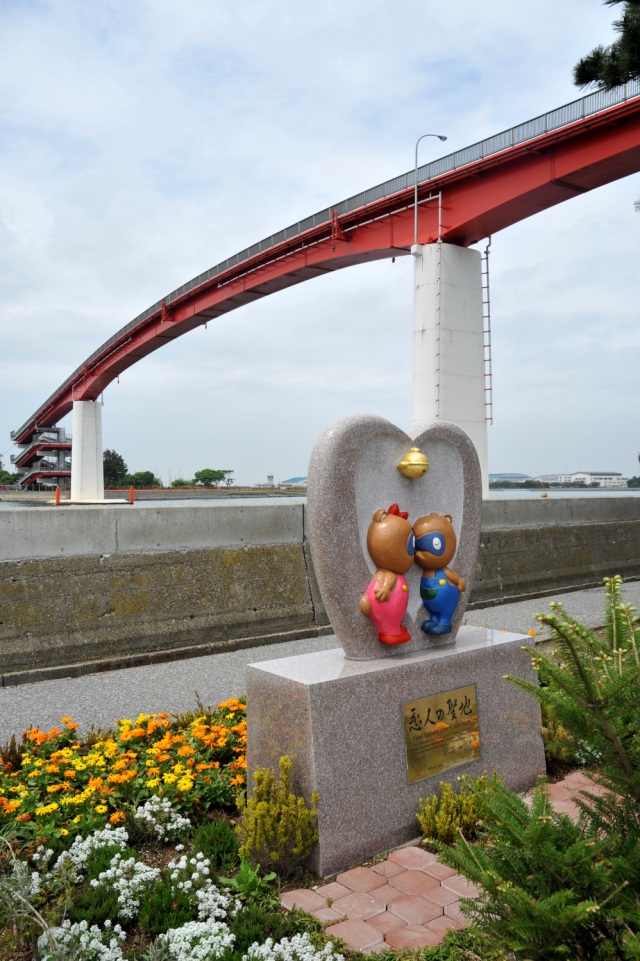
411,242,489,498
70,400,105,502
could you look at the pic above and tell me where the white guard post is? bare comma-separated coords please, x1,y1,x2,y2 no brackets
411,242,489,498
70,400,105,503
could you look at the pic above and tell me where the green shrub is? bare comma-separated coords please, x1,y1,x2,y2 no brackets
511,574,640,809
236,756,318,879
434,777,640,960
432,577,640,959
137,876,194,935
416,773,501,846
191,816,240,874
230,901,319,959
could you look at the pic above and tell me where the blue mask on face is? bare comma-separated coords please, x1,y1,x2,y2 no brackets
415,531,446,556
407,531,416,556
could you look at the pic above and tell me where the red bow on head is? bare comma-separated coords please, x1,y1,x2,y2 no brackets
387,503,409,520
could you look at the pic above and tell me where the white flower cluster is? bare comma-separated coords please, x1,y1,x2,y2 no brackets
10,856,41,898
55,825,129,882
134,796,192,840
153,919,235,961
168,851,211,891
37,918,126,961
244,933,345,961
32,845,55,867
196,883,240,921
167,849,241,920
90,852,161,920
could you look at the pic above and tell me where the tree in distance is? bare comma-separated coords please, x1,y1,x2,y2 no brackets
574,0,640,89
125,470,162,488
103,449,128,487
193,468,234,487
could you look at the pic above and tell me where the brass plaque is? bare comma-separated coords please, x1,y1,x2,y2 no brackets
402,685,480,784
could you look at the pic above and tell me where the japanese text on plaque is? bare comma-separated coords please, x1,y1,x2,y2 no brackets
402,685,480,784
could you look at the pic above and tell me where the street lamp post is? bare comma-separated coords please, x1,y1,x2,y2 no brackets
414,133,447,248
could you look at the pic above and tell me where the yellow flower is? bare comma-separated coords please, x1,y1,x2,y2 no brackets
162,773,178,784
95,804,108,814
146,778,161,788
59,828,69,836
176,777,194,792
35,802,59,816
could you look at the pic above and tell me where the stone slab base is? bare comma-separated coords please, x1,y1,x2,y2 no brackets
246,626,546,877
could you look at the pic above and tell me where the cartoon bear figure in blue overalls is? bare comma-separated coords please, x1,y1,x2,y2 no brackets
413,513,466,635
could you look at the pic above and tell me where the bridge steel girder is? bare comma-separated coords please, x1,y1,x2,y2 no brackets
13,94,640,446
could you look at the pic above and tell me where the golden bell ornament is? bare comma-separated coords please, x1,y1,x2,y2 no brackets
397,447,429,479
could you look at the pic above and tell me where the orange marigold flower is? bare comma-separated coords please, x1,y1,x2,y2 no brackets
107,771,136,784
110,811,126,824
230,775,245,787
110,759,130,772
177,744,195,756
16,813,32,822
88,777,104,790
64,770,76,779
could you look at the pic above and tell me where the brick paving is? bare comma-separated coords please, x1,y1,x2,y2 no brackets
281,771,592,952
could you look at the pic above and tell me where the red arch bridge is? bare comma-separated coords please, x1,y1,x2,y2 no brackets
11,81,640,497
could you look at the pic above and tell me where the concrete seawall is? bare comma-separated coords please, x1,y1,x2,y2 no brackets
1,498,639,680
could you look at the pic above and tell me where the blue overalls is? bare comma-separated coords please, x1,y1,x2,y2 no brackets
420,571,460,634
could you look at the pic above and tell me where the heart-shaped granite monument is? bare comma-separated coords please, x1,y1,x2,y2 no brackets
307,415,482,660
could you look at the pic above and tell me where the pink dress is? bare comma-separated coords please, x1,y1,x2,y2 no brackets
365,574,411,645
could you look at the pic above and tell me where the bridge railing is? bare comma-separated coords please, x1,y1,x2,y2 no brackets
13,80,640,442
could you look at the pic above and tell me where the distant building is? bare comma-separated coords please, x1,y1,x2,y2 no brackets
280,476,307,488
570,472,627,488
535,474,573,484
489,473,532,482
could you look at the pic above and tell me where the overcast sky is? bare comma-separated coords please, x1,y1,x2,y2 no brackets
1,0,638,486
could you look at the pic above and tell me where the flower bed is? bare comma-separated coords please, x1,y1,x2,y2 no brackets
0,699,247,848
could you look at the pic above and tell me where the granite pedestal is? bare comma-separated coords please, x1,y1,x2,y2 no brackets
247,626,546,877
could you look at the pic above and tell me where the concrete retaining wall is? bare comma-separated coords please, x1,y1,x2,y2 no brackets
1,498,639,680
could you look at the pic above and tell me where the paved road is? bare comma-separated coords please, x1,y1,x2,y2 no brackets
1,581,639,744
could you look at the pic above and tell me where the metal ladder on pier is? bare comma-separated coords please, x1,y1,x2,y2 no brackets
481,239,493,425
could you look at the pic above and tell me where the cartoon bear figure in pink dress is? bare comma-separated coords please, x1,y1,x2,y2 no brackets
359,503,415,645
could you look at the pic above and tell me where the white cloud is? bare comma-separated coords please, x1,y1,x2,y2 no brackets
1,0,638,483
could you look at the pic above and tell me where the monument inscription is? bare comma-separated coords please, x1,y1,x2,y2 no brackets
402,684,480,783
